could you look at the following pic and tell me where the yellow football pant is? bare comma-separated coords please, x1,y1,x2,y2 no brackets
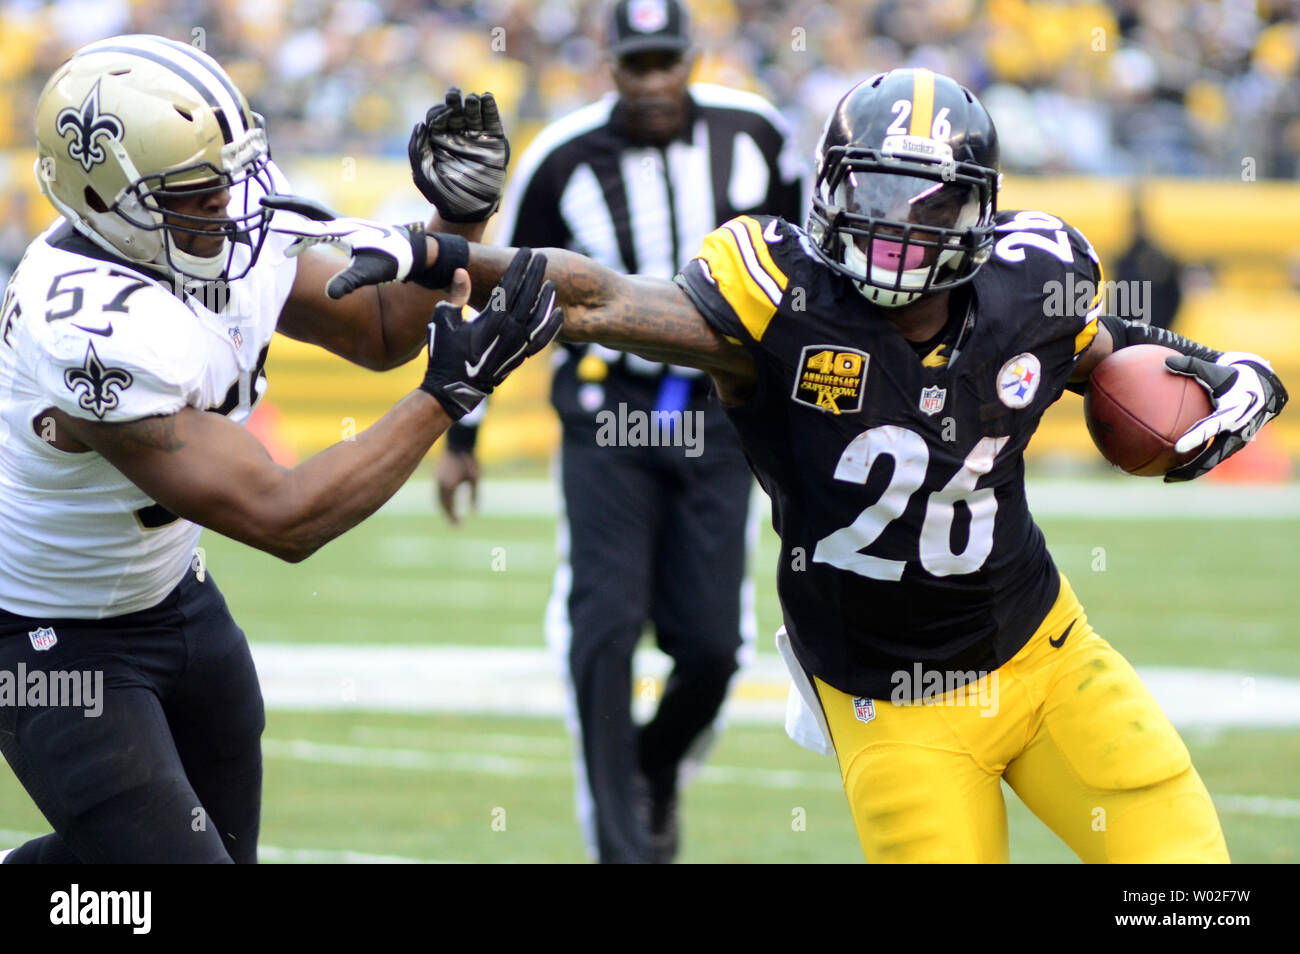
814,575,1229,863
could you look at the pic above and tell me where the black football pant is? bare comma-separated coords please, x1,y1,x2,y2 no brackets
0,569,264,863
551,407,753,863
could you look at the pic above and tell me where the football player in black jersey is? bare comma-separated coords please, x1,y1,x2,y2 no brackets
286,68,1286,862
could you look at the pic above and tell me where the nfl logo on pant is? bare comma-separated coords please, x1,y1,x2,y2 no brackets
29,627,58,651
852,696,876,725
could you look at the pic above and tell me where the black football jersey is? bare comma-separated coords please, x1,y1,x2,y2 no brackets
674,211,1103,698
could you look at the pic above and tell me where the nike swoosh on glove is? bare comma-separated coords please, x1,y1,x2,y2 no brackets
409,87,510,224
420,248,562,419
261,194,425,299
1163,351,1288,482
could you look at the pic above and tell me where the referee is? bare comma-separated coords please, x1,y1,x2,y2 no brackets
440,0,804,863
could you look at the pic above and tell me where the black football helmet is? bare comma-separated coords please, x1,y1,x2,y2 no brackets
807,69,1001,307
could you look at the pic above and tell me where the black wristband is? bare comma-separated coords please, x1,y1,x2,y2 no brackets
412,233,470,291
405,225,426,282
445,420,480,453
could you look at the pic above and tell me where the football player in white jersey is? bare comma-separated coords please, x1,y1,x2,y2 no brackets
0,35,557,863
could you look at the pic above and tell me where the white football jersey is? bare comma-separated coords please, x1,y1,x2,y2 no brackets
0,172,298,618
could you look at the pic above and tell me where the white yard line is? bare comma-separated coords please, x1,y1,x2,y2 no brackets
263,737,573,778
7,786,1296,868
0,828,451,864
348,725,572,755
261,738,838,789
380,478,1300,520
1213,795,1300,819
252,643,1300,728
261,739,1300,815
254,845,445,864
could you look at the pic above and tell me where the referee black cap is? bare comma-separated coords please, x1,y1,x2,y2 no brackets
608,0,692,58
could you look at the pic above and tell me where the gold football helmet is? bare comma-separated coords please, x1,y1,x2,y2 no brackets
35,34,276,282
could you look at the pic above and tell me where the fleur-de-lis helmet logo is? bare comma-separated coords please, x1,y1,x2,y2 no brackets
64,341,133,419
55,79,125,173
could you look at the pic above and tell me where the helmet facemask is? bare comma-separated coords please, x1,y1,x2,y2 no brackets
809,139,998,307
109,127,276,284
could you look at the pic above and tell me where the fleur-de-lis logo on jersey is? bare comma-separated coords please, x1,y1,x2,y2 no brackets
55,80,124,173
64,341,133,419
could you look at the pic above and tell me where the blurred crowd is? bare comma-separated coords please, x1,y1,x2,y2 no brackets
3,0,1300,178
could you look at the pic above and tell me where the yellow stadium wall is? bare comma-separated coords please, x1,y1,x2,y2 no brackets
2,151,1296,465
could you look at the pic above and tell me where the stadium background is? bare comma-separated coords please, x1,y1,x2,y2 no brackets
0,0,1297,863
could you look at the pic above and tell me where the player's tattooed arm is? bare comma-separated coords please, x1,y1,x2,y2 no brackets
44,395,452,563
36,410,185,455
462,244,758,400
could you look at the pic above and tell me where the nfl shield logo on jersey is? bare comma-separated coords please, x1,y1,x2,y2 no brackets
918,386,946,415
28,627,58,652
852,696,876,725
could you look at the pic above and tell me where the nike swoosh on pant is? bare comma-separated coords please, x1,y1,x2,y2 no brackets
1049,620,1075,649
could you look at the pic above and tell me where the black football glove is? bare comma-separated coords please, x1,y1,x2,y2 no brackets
409,88,509,223
420,248,561,419
1163,351,1288,482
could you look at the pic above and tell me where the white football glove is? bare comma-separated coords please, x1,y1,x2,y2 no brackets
1164,351,1288,482
261,194,425,299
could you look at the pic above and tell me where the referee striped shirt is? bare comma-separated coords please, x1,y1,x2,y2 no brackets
494,84,805,380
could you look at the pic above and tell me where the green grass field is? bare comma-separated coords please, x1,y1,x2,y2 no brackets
2,476,1297,863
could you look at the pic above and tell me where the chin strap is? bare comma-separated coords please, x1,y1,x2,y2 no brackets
166,237,229,281
858,282,922,308
843,234,968,309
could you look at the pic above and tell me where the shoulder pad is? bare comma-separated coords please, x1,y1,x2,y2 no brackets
25,266,205,422
690,215,799,343
987,209,1103,356
991,210,1101,282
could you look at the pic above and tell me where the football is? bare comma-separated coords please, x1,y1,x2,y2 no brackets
1083,344,1214,476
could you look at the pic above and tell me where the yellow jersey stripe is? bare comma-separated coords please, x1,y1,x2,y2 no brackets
1075,311,1101,355
909,68,935,137
1076,256,1105,355
720,221,782,307
697,227,780,343
737,215,789,295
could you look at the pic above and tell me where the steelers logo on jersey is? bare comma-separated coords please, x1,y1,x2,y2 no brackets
792,345,868,415
996,352,1042,409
